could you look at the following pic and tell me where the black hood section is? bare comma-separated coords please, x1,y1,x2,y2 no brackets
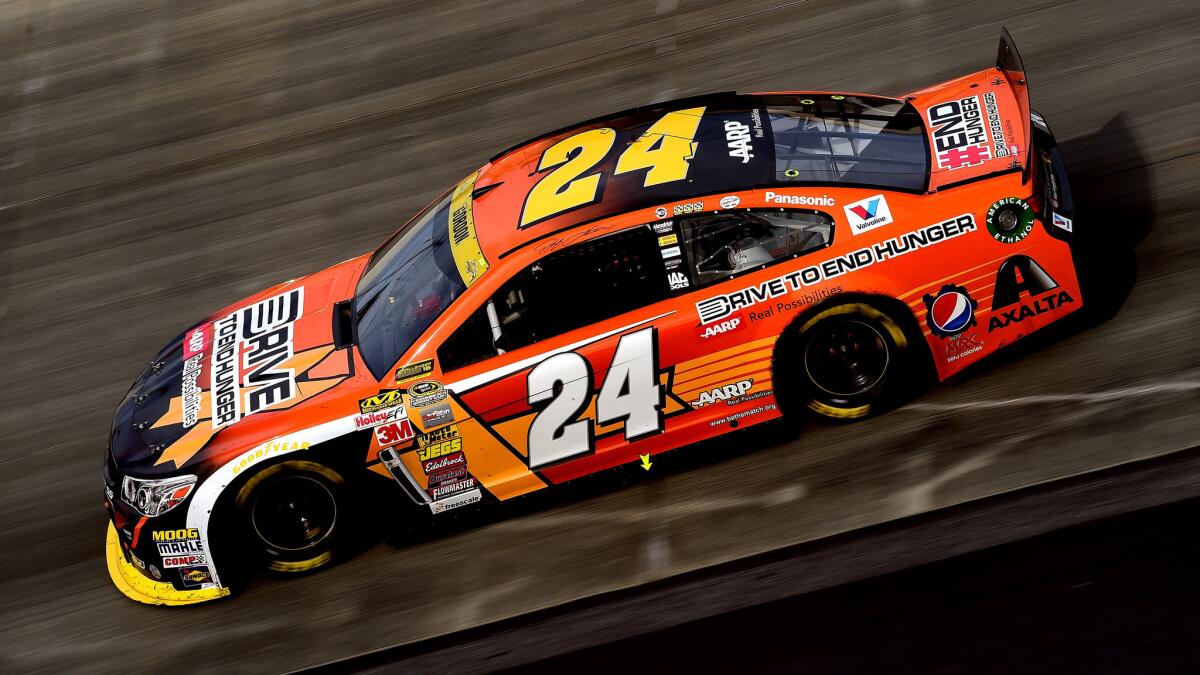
110,327,198,476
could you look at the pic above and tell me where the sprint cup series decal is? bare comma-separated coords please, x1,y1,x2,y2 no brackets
210,288,304,428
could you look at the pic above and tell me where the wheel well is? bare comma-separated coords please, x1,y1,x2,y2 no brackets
771,292,936,405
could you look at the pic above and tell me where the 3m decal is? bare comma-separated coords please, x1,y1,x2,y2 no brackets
991,255,1058,310
210,288,304,428
986,197,1035,244
395,359,435,383
843,194,893,235
928,96,990,170
359,390,404,414
449,171,490,287
526,327,663,469
923,284,978,339
375,420,415,447
696,215,977,324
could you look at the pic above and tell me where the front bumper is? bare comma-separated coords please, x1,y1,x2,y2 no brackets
105,522,229,606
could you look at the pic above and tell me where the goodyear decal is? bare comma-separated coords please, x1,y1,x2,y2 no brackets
449,171,489,288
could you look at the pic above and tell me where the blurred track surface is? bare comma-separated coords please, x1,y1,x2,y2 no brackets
1,0,1197,672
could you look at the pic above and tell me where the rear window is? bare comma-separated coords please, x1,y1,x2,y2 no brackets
762,94,929,191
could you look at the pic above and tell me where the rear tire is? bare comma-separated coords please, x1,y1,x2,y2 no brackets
234,460,346,574
775,302,912,421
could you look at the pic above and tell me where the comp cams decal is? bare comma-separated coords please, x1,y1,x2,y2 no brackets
210,288,304,429
696,214,978,324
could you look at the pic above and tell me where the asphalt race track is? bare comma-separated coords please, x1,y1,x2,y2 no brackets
1,0,1197,672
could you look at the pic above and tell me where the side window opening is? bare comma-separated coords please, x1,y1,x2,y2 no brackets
438,226,669,372
679,209,834,287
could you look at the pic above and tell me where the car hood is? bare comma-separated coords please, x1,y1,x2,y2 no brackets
111,255,372,476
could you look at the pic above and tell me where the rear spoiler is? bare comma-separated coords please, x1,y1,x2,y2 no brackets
996,28,1032,181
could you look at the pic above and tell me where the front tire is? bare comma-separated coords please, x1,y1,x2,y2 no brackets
234,460,346,574
776,303,912,421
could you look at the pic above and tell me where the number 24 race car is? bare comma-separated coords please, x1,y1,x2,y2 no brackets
104,30,1080,605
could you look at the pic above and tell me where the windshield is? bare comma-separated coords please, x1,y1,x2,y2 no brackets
355,192,466,379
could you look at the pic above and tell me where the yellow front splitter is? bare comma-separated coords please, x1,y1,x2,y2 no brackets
106,522,230,606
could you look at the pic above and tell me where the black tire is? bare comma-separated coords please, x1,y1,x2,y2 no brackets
775,302,912,421
234,460,347,574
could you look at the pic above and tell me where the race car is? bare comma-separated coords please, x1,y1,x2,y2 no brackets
104,29,1080,605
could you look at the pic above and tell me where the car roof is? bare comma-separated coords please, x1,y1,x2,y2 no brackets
463,91,927,262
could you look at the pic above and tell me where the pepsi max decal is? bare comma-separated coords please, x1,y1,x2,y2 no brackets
923,284,978,338
843,194,893,235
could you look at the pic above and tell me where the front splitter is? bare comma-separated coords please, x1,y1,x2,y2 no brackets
105,522,229,606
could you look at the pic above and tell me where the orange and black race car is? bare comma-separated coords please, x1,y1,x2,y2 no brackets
104,30,1080,605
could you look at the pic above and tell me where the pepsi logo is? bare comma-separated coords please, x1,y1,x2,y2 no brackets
922,284,978,338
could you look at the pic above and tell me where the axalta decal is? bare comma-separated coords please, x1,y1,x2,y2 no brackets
210,288,304,429
449,171,489,288
696,215,978,324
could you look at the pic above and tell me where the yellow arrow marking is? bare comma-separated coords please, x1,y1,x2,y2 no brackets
639,453,652,471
